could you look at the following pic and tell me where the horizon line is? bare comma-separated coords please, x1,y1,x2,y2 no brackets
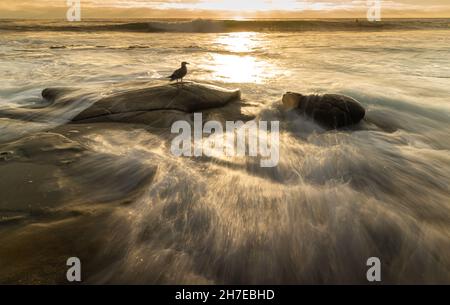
1,17,450,20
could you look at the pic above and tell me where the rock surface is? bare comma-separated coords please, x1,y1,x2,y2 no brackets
0,82,242,124
68,82,241,122
282,92,366,129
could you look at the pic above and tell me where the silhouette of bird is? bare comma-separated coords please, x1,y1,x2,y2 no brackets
169,62,189,83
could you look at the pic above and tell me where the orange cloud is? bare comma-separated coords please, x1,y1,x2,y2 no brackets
0,0,449,18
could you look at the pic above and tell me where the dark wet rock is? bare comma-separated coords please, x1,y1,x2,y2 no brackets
72,82,241,122
0,87,88,123
0,151,14,162
42,87,78,101
282,92,366,129
0,82,242,125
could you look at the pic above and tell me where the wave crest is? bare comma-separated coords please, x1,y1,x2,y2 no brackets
1,18,449,33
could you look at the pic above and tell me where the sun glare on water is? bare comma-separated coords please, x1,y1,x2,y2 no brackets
210,54,266,83
203,32,280,83
216,32,258,53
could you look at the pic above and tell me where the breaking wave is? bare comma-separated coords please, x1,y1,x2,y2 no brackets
1,18,449,33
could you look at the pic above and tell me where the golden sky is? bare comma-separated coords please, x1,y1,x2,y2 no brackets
0,0,449,18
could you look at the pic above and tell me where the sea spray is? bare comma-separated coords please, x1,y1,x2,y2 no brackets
171,113,280,167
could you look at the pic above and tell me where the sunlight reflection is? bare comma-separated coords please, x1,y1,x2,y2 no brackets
205,32,280,83
215,32,258,53
209,54,268,83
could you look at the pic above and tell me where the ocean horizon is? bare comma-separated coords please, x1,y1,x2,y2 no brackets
0,18,449,33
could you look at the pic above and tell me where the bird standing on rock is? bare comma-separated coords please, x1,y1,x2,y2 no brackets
169,62,189,83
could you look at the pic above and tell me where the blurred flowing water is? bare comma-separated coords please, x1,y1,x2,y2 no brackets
0,20,449,284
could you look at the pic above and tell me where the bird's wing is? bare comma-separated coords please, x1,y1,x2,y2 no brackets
169,67,182,80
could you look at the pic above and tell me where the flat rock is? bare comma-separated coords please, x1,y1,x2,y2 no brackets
68,82,241,122
0,82,242,124
282,92,366,129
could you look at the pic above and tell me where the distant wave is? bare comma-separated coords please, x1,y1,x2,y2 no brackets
1,19,449,33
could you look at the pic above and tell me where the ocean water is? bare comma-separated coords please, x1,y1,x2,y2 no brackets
0,19,449,284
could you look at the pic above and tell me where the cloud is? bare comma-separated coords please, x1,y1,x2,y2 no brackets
0,0,449,18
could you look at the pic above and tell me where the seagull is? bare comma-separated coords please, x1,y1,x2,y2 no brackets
168,62,189,83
